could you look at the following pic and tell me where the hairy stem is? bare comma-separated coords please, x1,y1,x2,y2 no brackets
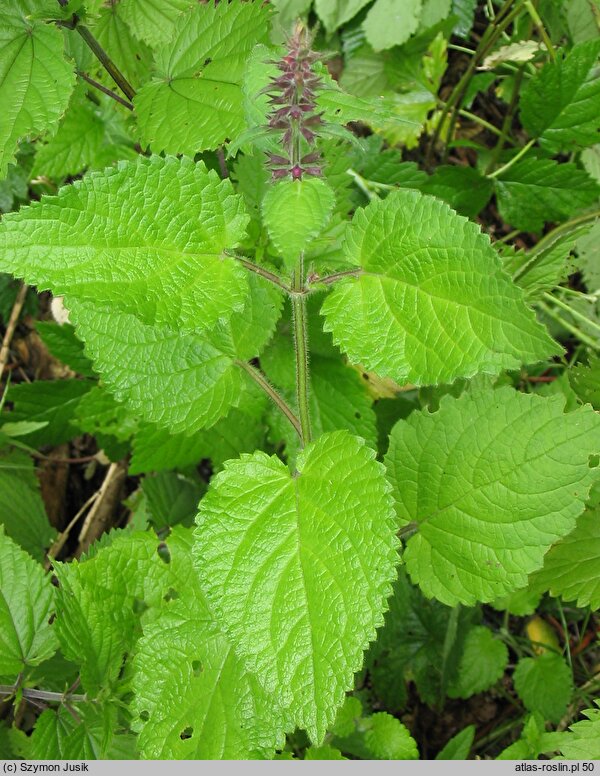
292,258,312,446
226,251,291,293
77,70,134,110
311,268,362,287
56,0,136,101
236,360,302,439
0,685,87,704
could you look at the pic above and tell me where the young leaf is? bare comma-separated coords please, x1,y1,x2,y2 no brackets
385,387,600,606
0,156,250,335
0,3,76,177
513,653,573,724
134,2,271,155
321,191,558,386
262,179,336,269
520,40,600,152
0,529,57,679
0,450,56,562
447,626,508,699
195,430,399,742
436,725,476,760
558,702,600,759
364,713,419,760
494,159,600,233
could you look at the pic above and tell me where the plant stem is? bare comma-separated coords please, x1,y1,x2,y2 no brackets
537,301,600,351
485,65,526,174
236,360,302,440
533,209,600,254
0,283,27,385
292,258,311,446
347,168,379,201
488,137,536,179
311,268,362,287
524,0,557,61
56,0,136,101
0,685,87,703
226,251,291,293
77,70,134,110
543,292,600,336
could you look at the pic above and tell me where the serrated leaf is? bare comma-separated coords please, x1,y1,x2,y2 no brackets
6,379,92,447
363,0,423,51
262,178,336,269
530,506,600,610
32,93,105,180
385,387,600,606
0,3,76,177
520,40,600,151
447,626,508,699
195,430,399,742
559,702,600,759
36,322,95,377
421,165,493,218
142,471,205,531
134,2,271,155
0,156,250,334
130,386,267,475
570,356,600,408
321,191,558,386
364,713,419,760
91,4,152,89
66,271,281,435
514,653,573,724
30,705,116,760
119,0,193,47
0,450,55,562
0,529,57,679
494,158,600,233
126,529,288,759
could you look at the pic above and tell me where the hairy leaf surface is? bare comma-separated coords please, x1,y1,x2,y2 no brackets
195,430,399,742
385,387,600,605
321,191,558,386
0,156,250,334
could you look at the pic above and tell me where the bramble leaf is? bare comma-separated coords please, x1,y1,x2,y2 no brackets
0,156,250,335
321,191,559,386
520,40,600,151
494,159,600,233
0,529,57,680
385,387,600,606
0,3,75,177
195,430,399,742
134,2,271,155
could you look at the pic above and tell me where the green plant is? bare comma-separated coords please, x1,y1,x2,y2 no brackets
0,0,599,761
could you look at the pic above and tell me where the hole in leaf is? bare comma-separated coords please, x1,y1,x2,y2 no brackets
203,57,212,67
589,454,599,468
354,411,361,419
191,660,203,677
50,575,60,588
164,587,179,602
180,727,193,740
48,613,56,625
132,598,149,615
139,710,150,721
156,542,171,564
